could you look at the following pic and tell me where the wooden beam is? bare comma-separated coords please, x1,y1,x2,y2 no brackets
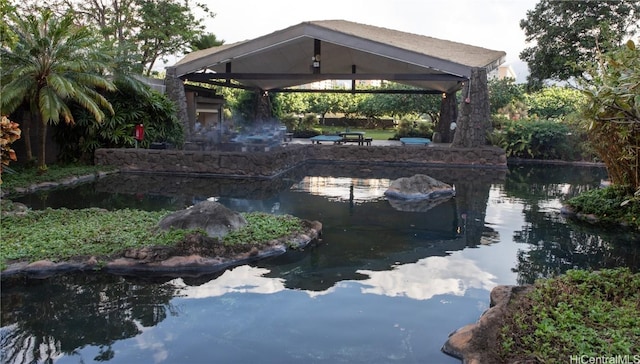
313,39,321,74
270,88,445,94
351,64,356,92
183,72,467,82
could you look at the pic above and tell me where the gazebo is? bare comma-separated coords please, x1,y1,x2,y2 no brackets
166,19,506,146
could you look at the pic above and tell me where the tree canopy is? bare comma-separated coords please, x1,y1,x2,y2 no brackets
10,0,216,74
520,0,640,89
0,8,115,170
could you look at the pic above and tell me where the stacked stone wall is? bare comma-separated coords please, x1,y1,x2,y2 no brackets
95,144,506,178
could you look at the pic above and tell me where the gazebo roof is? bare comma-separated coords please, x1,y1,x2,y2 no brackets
169,20,506,93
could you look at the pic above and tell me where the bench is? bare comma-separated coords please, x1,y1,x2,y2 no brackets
310,135,344,144
400,137,431,145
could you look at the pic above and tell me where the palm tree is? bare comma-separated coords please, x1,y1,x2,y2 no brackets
0,8,115,170
191,33,224,51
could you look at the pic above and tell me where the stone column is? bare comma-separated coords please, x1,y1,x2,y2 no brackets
165,67,190,139
452,67,491,148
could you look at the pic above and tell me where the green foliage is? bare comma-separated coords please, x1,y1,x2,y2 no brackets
272,93,309,118
15,0,216,74
0,8,116,170
0,163,116,193
489,118,590,160
579,40,640,190
222,212,304,247
393,118,433,139
519,0,640,88
280,113,299,131
0,208,184,268
566,185,640,229
488,77,525,115
525,86,586,120
0,208,308,270
190,33,224,51
499,268,640,362
135,0,206,74
0,0,17,47
54,80,184,162
299,113,318,130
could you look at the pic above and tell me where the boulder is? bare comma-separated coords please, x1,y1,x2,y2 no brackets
384,174,455,212
384,174,455,200
158,200,247,238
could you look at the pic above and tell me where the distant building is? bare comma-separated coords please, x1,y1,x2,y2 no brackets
489,64,517,80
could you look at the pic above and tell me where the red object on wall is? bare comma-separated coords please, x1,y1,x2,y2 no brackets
135,124,144,141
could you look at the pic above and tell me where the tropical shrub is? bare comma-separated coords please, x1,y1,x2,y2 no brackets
488,77,525,115
0,9,115,171
299,113,318,130
566,185,640,229
393,118,433,139
55,81,184,163
280,113,298,131
579,40,640,191
490,118,591,160
0,115,21,183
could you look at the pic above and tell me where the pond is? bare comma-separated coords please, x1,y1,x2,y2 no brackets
2,163,639,364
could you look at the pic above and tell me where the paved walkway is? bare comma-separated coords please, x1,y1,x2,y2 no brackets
287,138,402,146
287,138,450,147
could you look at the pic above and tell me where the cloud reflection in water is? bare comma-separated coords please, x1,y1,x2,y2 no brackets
173,253,497,302
356,254,498,300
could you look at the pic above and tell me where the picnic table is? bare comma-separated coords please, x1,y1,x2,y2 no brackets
339,131,372,146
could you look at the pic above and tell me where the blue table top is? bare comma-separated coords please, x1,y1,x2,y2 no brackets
400,137,431,144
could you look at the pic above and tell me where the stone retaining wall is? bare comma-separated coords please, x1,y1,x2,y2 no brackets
94,144,506,177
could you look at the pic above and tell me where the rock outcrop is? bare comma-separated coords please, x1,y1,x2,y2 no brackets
442,285,534,363
158,200,247,238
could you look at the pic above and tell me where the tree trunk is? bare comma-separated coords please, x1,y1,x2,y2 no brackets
435,91,457,143
23,105,37,162
38,118,47,171
254,90,272,121
452,68,491,148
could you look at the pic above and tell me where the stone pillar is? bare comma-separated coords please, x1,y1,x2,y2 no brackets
165,67,190,138
452,67,491,148
434,91,458,143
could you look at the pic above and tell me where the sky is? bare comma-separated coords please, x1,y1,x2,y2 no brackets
192,0,540,83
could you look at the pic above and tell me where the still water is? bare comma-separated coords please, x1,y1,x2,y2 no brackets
2,163,639,364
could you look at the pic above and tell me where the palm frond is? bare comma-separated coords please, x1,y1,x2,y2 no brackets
38,86,65,124
0,78,35,113
72,89,106,123
46,74,76,99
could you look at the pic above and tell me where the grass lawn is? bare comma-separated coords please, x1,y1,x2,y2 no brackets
317,127,397,140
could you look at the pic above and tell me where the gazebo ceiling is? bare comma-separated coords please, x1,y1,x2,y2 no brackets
169,20,506,94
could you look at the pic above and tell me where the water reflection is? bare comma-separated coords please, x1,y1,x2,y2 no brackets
173,266,286,298
357,254,498,300
0,274,180,363
3,163,640,363
503,164,640,284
